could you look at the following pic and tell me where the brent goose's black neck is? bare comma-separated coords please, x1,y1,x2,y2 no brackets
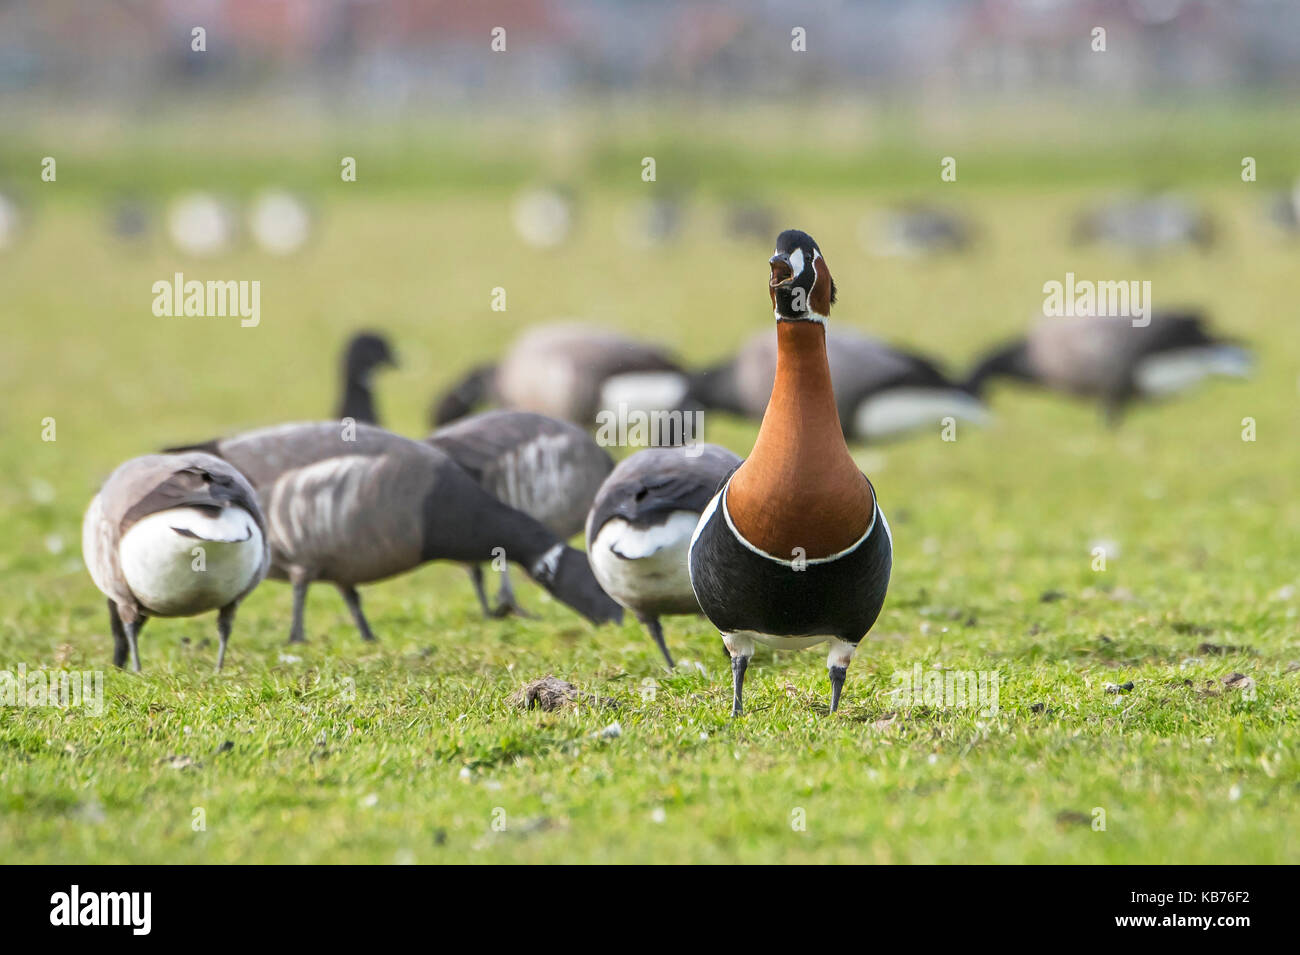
339,380,378,425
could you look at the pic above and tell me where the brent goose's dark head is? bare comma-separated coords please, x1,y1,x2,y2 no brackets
343,332,397,381
769,229,836,322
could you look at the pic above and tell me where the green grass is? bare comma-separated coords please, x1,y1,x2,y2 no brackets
2,112,1299,863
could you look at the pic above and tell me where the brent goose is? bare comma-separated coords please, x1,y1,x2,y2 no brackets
686,327,987,442
618,195,685,248
586,444,741,668
689,230,893,715
513,186,575,250
166,192,237,257
82,453,269,671
1266,182,1300,236
428,410,615,617
168,423,622,642
335,332,397,425
248,190,313,256
724,200,776,243
965,311,1251,424
431,322,689,427
861,204,974,257
1071,193,1214,252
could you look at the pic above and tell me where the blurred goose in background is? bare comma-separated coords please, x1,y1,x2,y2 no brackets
82,453,269,672
1265,181,1300,236
432,322,690,427
860,203,974,257
1071,193,1215,253
335,332,397,424
586,444,741,668
513,186,575,250
108,195,152,242
167,192,238,257
964,310,1251,424
617,195,686,248
167,423,622,643
428,410,614,617
724,200,776,243
0,189,25,251
686,327,987,442
248,189,314,256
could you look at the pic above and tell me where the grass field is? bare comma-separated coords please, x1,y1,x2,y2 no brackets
2,111,1298,863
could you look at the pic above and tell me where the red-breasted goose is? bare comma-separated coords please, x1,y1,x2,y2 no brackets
428,410,614,617
431,322,689,427
82,453,269,672
965,311,1252,424
167,423,622,643
585,444,741,669
335,331,397,425
686,327,987,442
688,230,893,715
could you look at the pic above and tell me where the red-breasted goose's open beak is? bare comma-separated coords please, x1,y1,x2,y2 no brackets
769,253,794,288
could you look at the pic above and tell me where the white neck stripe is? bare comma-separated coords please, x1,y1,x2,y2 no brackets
718,477,877,566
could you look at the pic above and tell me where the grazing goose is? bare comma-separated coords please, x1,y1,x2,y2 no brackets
0,189,25,251
964,311,1252,424
82,453,269,672
686,327,987,442
168,423,622,642
1071,193,1214,252
248,190,313,256
166,192,238,257
586,444,741,668
617,195,685,248
1266,182,1300,236
432,322,690,428
428,410,615,617
335,332,397,424
860,204,974,257
689,230,893,715
724,200,776,243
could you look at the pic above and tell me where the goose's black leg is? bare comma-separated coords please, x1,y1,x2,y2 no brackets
827,639,856,714
215,603,236,672
722,633,753,716
730,655,749,716
829,666,848,713
491,570,534,619
466,564,494,618
637,613,674,669
337,584,377,642
124,616,146,673
288,568,312,644
108,600,128,668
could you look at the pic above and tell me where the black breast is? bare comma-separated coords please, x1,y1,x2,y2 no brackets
689,484,892,644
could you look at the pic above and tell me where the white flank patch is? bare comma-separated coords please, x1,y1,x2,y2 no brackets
749,632,830,651
119,507,263,616
590,511,699,609
598,371,689,414
1134,346,1252,397
726,630,855,657
852,388,989,439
